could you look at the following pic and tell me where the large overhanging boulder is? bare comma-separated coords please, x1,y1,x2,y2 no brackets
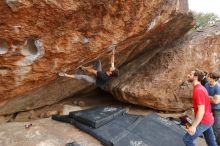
104,24,220,112
0,0,193,115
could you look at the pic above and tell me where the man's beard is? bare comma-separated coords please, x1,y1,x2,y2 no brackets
187,79,193,82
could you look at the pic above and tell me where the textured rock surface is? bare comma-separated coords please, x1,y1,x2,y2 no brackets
104,24,220,111
0,90,119,124
0,0,193,115
0,118,102,146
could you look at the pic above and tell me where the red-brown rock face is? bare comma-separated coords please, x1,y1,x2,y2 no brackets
104,24,220,112
0,0,193,115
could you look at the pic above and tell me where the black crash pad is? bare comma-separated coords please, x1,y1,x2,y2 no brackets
52,107,185,146
73,113,141,146
52,112,186,146
69,106,126,128
52,115,74,124
52,113,141,146
73,113,186,146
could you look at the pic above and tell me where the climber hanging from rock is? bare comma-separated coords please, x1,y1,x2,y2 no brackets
58,45,119,88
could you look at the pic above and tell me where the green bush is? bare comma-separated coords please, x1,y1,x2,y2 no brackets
192,11,220,30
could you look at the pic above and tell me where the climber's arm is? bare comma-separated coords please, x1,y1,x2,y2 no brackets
110,48,115,69
83,67,97,76
58,72,75,78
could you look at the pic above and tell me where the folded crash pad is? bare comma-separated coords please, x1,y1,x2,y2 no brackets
52,115,74,124
126,113,186,146
73,113,141,146
52,112,186,146
69,106,126,128
74,113,186,146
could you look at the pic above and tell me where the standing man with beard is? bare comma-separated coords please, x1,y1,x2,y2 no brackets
183,70,217,146
205,72,220,146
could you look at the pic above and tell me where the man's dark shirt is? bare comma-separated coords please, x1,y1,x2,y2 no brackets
96,71,111,87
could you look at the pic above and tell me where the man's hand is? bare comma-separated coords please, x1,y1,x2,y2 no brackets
58,72,66,77
187,126,196,135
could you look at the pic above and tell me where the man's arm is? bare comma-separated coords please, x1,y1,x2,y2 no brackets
188,105,205,135
84,67,97,76
110,48,115,69
209,85,220,104
59,66,97,77
209,95,220,104
192,105,205,127
59,72,75,78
